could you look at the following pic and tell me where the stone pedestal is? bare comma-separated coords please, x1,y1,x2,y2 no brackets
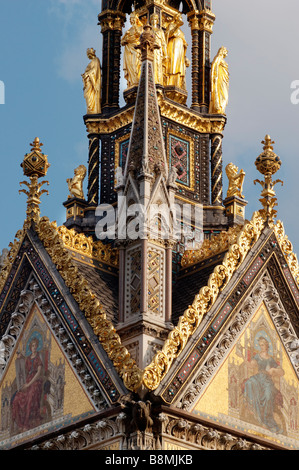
223,195,248,226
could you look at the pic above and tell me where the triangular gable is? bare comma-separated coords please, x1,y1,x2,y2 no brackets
0,303,96,449
150,220,299,410
0,228,131,447
2,210,299,413
191,300,299,449
0,219,143,393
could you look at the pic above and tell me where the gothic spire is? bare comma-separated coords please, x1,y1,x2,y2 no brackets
124,24,168,181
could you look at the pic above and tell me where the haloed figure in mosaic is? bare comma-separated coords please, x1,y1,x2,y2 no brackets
243,336,285,433
11,337,46,432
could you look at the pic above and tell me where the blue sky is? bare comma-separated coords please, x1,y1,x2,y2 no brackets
1,0,299,257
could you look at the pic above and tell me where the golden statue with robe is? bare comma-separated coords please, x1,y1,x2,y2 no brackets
225,163,245,199
150,14,167,86
82,48,101,114
165,13,189,89
209,46,229,114
121,12,143,88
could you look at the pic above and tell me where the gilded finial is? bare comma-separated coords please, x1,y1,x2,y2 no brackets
254,135,283,226
29,137,43,152
19,137,50,227
21,137,50,178
255,135,281,177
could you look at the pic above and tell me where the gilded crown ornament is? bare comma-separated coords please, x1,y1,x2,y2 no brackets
19,137,50,227
254,135,283,226
21,137,50,178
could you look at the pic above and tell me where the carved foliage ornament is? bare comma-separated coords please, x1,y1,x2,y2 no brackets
57,225,119,267
181,223,243,268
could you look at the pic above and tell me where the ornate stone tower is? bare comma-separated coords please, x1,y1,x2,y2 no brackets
113,24,178,369
80,0,230,243
65,0,236,369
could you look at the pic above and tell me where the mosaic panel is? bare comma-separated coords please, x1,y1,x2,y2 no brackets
192,303,299,449
0,305,96,449
125,248,142,319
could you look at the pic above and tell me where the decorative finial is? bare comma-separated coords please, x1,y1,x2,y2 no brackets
19,138,50,227
254,135,283,226
136,24,159,62
30,137,43,152
21,137,50,178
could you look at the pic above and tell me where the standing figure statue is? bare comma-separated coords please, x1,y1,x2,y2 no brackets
150,13,167,85
209,46,229,114
82,48,101,114
165,13,190,89
121,11,143,88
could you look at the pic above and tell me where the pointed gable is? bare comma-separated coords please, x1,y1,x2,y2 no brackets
192,300,299,448
145,216,299,448
0,226,132,447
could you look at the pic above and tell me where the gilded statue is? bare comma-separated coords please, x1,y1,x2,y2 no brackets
67,165,87,199
82,48,101,114
165,13,190,89
225,163,245,199
150,13,167,85
209,46,229,114
121,11,143,88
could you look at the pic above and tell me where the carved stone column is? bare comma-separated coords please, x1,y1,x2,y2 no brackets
165,241,174,324
87,132,100,209
98,11,126,114
198,9,216,113
210,133,223,206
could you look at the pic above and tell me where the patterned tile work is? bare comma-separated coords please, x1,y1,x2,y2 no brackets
242,256,264,285
211,303,232,332
283,267,299,305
